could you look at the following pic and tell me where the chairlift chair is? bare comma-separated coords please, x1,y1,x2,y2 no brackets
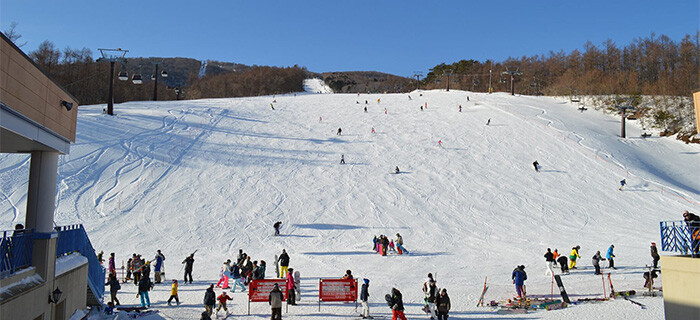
571,96,581,103
118,70,128,81
151,74,156,81
132,74,143,84
161,70,168,78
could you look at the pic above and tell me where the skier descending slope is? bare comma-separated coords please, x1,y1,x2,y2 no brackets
619,179,626,191
533,160,540,172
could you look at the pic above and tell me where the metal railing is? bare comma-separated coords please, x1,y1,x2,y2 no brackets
660,220,700,258
56,224,105,302
0,229,33,277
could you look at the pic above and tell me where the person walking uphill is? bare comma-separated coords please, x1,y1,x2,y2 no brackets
512,265,527,299
387,288,408,320
569,246,581,269
606,245,616,269
183,253,195,284
360,279,371,319
269,283,283,320
592,251,606,275
278,249,290,278
203,284,216,317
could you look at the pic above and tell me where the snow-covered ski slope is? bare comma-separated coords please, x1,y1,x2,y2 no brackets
2,89,699,319
303,78,333,93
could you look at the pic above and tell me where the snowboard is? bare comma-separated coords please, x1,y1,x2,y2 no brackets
275,254,280,278
624,296,646,309
294,270,301,301
384,294,393,307
553,275,571,303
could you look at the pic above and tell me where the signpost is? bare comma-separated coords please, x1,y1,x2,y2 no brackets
248,279,288,315
318,278,358,311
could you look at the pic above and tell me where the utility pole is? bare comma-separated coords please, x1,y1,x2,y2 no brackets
501,67,522,96
489,68,493,94
412,71,423,90
97,48,128,116
444,69,453,92
615,98,635,138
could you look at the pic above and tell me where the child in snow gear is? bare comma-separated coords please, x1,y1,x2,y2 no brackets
274,221,282,236
650,242,660,268
183,253,195,283
607,245,616,269
533,160,540,172
278,249,290,278
643,269,658,289
204,284,216,317
217,261,230,288
569,246,581,269
269,284,283,320
544,248,555,276
340,154,345,164
557,255,569,274
592,251,606,275
388,288,408,320
436,288,451,320
168,280,180,305
216,291,232,315
360,279,371,319
106,273,121,306
512,265,527,298
389,240,397,253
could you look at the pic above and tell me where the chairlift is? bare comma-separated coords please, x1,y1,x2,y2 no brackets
118,70,128,81
132,74,143,84
161,70,168,78
151,74,156,81
570,96,581,103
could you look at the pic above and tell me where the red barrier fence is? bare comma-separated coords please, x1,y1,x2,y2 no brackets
248,279,288,314
318,278,358,311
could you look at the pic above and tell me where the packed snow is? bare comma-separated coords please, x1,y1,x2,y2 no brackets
2,89,699,319
303,78,334,94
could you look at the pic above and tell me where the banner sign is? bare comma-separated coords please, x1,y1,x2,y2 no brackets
249,279,288,302
319,278,358,302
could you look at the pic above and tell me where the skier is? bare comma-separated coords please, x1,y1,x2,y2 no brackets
203,284,216,317
569,246,581,269
533,160,540,172
384,108,387,114
371,127,375,134
423,273,438,319
435,288,451,320
408,95,412,100
606,245,616,269
467,96,470,102
274,221,282,236
377,98,381,104
512,265,527,299
154,250,165,284
260,260,267,280
458,105,462,112
396,233,409,254
278,249,290,278
167,280,180,306
360,278,371,319
420,105,423,111
619,179,626,191
650,242,660,269
337,128,342,135
216,291,232,316
269,283,283,320
286,267,296,305
137,273,153,308
106,273,121,306
395,166,400,174
544,248,555,276
365,100,368,104
592,250,606,275
319,117,322,122
364,106,368,113
438,140,443,147
486,118,491,126
557,255,569,274
270,103,275,110
182,253,195,284
340,154,345,164
388,288,408,320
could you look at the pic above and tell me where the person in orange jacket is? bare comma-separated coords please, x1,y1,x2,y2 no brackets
216,291,233,316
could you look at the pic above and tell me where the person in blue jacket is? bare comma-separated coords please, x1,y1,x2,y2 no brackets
154,250,165,283
512,265,527,299
606,245,616,269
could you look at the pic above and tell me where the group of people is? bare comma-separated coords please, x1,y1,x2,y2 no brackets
104,250,168,309
216,249,268,293
372,233,409,256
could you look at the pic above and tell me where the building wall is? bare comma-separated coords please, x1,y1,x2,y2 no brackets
0,35,78,142
54,262,88,320
660,256,700,320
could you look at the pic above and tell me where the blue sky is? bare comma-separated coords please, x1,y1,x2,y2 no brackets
2,0,698,77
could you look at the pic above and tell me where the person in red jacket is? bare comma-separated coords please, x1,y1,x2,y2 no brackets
216,291,232,316
286,268,296,305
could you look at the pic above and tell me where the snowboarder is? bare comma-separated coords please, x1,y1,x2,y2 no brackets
167,280,180,306
486,118,491,126
436,288,451,320
270,103,275,110
512,265,527,299
423,273,437,319
216,291,232,316
544,248,555,276
387,288,407,320
395,166,400,174
592,250,606,275
203,284,216,317
557,255,569,274
569,246,581,269
650,242,660,268
396,233,409,254
278,249,290,278
360,278,371,319
619,179,626,191
606,245,616,269
137,273,153,308
106,272,121,306
183,253,195,283
154,250,165,283
274,221,282,236
286,268,296,305
269,284,283,320
533,160,540,172
340,154,345,164
337,128,342,135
